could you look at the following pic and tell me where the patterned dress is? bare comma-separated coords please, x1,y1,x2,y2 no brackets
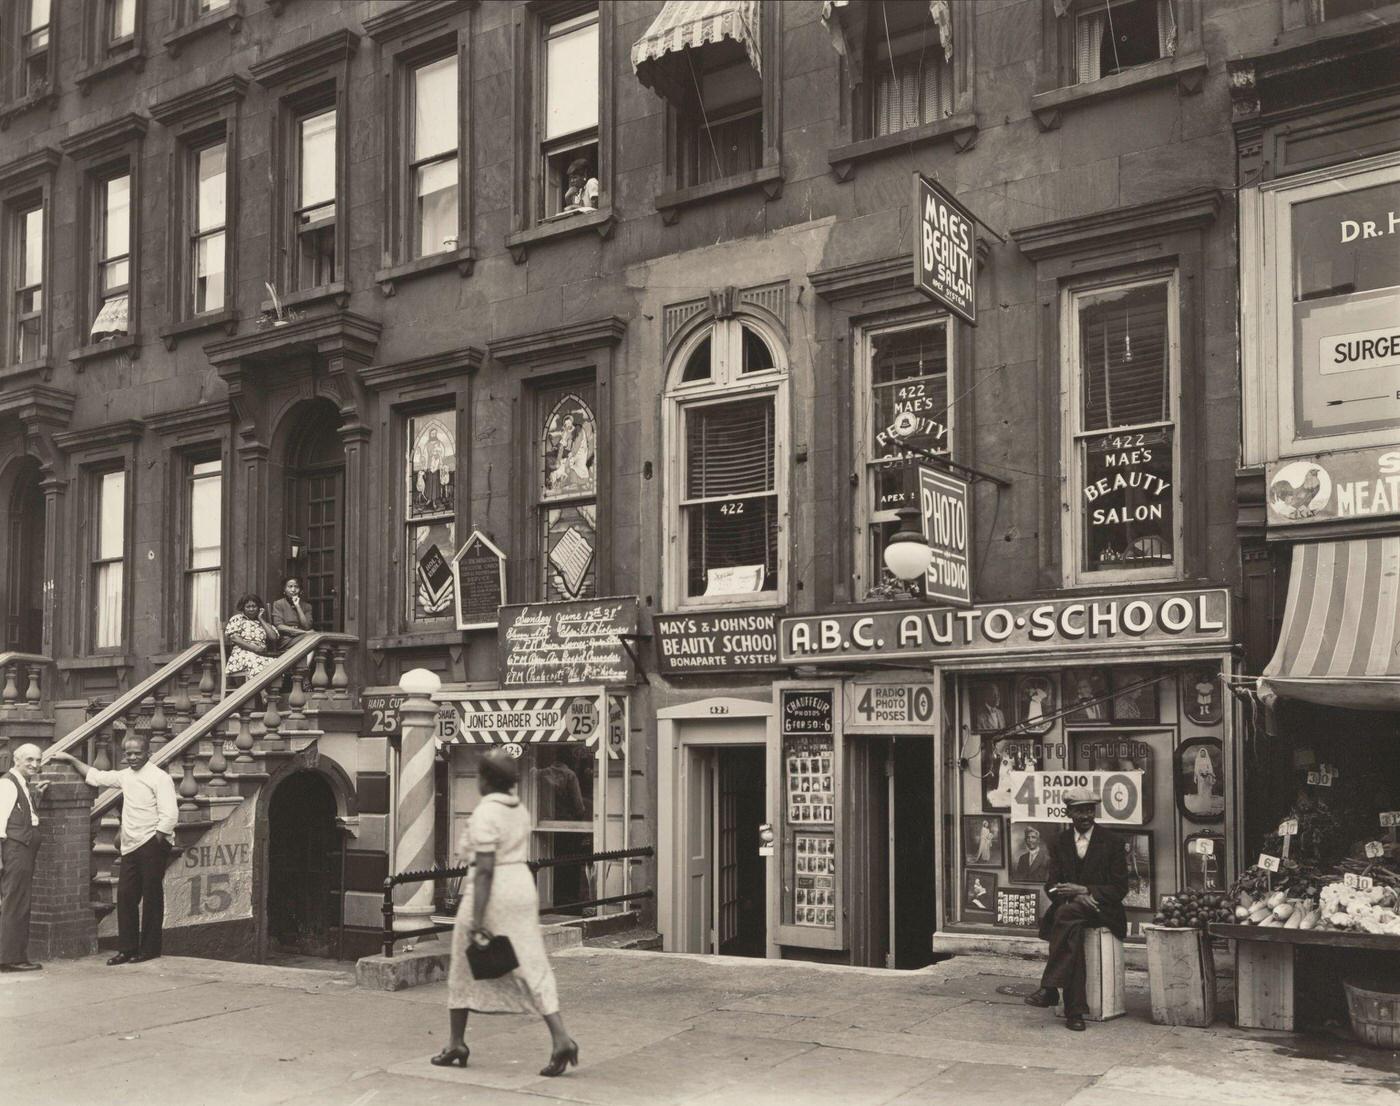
447,792,560,1015
224,614,276,678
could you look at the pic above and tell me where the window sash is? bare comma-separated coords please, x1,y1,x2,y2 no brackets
93,561,124,649
413,154,459,256
108,0,136,43
298,109,336,212
543,14,599,142
100,175,131,266
28,0,50,33
413,56,458,163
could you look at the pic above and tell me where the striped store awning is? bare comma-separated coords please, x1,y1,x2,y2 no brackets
1261,536,1400,711
442,696,597,746
631,0,761,98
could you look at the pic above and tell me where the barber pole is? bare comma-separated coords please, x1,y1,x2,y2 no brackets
393,669,441,931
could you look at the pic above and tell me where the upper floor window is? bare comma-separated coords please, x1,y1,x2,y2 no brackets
542,9,599,217
92,468,127,650
666,317,786,608
199,0,230,12
10,203,43,364
1064,274,1179,582
411,55,459,257
1075,0,1175,83
857,318,951,595
864,0,952,137
186,457,222,641
22,0,51,95
679,53,762,189
536,381,598,602
296,106,336,289
1319,0,1391,17
92,172,132,342
406,409,457,622
192,142,227,314
107,0,137,50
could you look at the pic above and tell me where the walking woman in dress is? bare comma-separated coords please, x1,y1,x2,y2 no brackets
433,746,579,1076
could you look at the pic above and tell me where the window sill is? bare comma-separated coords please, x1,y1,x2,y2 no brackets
57,655,136,672
655,165,784,226
69,334,141,370
1030,52,1207,132
670,594,782,614
163,7,243,55
828,112,979,181
1041,575,1200,599
505,208,616,264
0,357,53,386
160,309,240,351
258,281,350,317
76,49,147,93
0,87,59,130
367,630,464,651
375,245,478,295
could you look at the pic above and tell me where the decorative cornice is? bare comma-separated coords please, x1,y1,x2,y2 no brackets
59,113,149,161
0,385,76,427
149,75,249,128
53,419,146,454
809,255,914,302
1011,190,1221,263
204,311,382,371
249,28,360,87
362,0,477,43
0,147,62,191
144,400,233,438
361,346,483,392
488,316,628,366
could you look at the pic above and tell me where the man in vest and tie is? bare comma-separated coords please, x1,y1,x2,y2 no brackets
0,743,48,972
1023,786,1128,1031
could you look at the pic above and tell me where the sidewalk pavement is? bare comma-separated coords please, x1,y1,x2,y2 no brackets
1,946,1395,1106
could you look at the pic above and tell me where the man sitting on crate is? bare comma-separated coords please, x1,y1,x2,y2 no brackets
1023,786,1128,1031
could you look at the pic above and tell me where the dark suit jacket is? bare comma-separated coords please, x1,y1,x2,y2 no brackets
1039,825,1129,940
1012,847,1050,883
270,597,314,638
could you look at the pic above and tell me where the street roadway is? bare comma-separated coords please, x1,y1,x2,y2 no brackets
0,946,1393,1105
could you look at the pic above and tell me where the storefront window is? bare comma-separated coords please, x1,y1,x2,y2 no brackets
1067,276,1179,583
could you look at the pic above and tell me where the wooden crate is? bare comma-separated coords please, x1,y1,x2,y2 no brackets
1083,926,1125,1021
1144,925,1216,1026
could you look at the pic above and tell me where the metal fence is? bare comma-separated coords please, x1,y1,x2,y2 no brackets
380,845,655,958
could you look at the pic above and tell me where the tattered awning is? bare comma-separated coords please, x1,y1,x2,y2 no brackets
821,1,953,65
632,0,762,101
90,293,129,342
1260,536,1400,712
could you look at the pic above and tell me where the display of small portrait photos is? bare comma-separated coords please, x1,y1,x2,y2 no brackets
963,814,1006,868
1110,668,1160,722
996,888,1039,929
1183,832,1225,892
1064,668,1111,724
785,736,835,825
963,870,997,918
794,834,836,928
969,679,1011,732
1016,674,1056,735
1177,737,1225,822
1181,667,1223,726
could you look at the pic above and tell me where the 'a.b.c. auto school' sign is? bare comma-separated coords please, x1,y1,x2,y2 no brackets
780,588,1229,664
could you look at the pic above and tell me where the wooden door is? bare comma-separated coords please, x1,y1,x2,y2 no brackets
715,751,742,950
847,738,891,967
5,462,44,653
682,746,714,953
297,467,344,630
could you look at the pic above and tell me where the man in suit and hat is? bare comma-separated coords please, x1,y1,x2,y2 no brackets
0,743,48,972
1023,786,1128,1031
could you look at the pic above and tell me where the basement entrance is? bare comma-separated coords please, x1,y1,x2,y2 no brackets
266,770,340,958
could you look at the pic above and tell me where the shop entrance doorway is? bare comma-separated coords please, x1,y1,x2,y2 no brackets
266,770,340,958
284,402,344,631
850,737,938,968
682,741,767,957
5,457,44,654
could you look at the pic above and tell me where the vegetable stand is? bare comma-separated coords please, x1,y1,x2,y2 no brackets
1209,923,1400,1030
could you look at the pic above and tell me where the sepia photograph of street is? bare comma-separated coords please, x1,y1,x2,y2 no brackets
0,1,1398,1103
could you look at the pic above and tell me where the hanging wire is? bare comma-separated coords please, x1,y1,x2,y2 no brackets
1103,0,1123,76
685,49,724,183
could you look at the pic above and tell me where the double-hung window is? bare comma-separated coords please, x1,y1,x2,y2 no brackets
410,55,459,257
186,458,222,641
92,172,132,342
859,318,951,593
106,0,136,51
865,0,952,137
11,203,43,363
198,0,230,12
668,319,785,607
22,0,51,95
1065,274,1179,582
541,10,599,218
92,469,127,650
191,142,227,314
1074,0,1176,83
295,107,336,289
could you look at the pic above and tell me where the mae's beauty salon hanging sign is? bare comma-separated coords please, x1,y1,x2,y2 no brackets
780,588,1229,664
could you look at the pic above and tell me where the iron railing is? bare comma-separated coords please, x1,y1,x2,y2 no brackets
380,845,655,958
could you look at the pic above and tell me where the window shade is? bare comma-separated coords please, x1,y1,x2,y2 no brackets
686,398,775,499
1080,284,1169,431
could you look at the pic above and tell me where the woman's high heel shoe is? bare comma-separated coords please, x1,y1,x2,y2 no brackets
430,1044,470,1068
539,1039,579,1077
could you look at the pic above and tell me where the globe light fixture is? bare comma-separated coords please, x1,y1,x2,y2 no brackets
882,505,932,583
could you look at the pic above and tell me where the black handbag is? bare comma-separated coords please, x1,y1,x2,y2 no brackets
466,931,519,980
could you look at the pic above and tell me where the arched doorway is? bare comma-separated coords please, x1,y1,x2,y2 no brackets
6,457,45,654
285,402,344,630
266,769,340,957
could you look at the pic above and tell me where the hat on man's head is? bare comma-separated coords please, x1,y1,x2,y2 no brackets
1063,786,1100,808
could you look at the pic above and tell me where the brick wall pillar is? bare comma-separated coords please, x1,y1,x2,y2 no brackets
28,762,97,960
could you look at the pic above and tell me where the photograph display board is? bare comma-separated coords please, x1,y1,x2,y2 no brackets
781,687,839,936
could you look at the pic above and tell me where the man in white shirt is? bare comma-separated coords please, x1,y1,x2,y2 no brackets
52,737,178,964
0,743,47,971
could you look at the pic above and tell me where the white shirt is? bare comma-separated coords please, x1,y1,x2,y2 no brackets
0,769,38,837
85,763,178,854
1075,826,1094,859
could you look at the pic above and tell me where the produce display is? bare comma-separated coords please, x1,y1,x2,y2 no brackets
1152,891,1234,932
1228,886,1321,930
1318,881,1400,935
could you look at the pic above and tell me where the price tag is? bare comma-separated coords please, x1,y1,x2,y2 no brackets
1191,838,1216,856
1365,841,1385,859
1344,873,1374,892
1306,771,1320,785
1257,853,1281,872
1317,771,1334,787
1379,812,1400,828
1278,818,1298,837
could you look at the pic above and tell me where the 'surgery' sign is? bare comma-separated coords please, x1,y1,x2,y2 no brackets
780,589,1229,664
498,597,639,687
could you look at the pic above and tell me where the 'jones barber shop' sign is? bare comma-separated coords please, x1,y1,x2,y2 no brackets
779,588,1229,664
